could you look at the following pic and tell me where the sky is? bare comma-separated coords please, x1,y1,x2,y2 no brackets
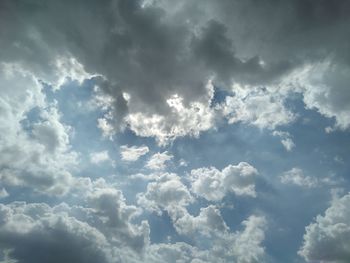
1,0,350,262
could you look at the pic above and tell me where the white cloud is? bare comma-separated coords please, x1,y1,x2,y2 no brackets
90,151,112,165
137,169,267,262
280,168,340,189
296,61,350,131
146,213,267,263
120,145,149,162
126,83,216,146
97,117,116,139
280,168,317,188
0,64,78,196
173,205,229,237
230,215,267,263
272,130,295,151
218,83,296,130
189,162,259,201
146,151,173,170
299,193,350,262
137,173,193,215
0,178,156,263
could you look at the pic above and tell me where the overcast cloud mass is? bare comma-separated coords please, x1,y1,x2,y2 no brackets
1,0,350,262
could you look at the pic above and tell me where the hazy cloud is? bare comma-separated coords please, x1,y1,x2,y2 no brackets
120,145,149,162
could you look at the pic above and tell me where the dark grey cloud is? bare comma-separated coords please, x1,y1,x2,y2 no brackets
0,203,113,263
0,0,296,115
184,0,350,64
2,0,350,140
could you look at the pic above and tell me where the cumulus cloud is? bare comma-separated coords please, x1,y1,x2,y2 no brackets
126,81,216,145
229,215,267,263
137,173,193,214
0,203,113,263
299,193,350,262
172,205,229,237
1,1,350,262
0,64,78,195
293,61,350,130
137,170,268,262
218,83,296,130
147,215,267,263
146,151,173,170
0,179,153,263
120,145,149,162
189,162,259,201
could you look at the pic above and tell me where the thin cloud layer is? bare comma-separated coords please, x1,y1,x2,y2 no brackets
120,145,149,162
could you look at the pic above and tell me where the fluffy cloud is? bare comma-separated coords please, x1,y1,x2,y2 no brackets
218,83,296,130
147,215,267,263
120,145,149,162
0,179,153,263
137,173,193,214
172,205,229,237
0,203,113,263
294,61,350,130
0,63,78,195
189,162,259,201
229,215,267,263
137,171,267,262
146,151,173,170
299,193,350,262
125,82,216,145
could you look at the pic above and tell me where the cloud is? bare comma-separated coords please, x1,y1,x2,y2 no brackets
90,151,113,165
0,179,153,263
272,131,296,151
172,205,229,237
280,168,340,189
137,169,268,262
280,168,317,188
125,82,216,145
0,63,78,195
218,83,296,130
0,203,113,263
299,193,350,262
0,188,8,199
146,151,173,170
147,213,267,263
189,162,259,201
294,61,350,130
120,145,149,162
229,215,267,263
0,0,304,144
137,173,193,214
